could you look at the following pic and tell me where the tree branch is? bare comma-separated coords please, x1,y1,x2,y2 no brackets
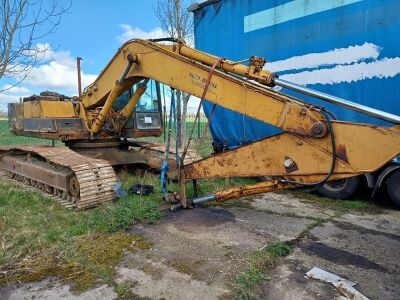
0,0,70,87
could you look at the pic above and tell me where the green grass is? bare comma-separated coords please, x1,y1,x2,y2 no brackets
0,173,164,265
0,171,167,290
0,119,60,146
115,281,137,300
337,199,370,209
234,241,292,299
288,190,375,212
115,280,151,300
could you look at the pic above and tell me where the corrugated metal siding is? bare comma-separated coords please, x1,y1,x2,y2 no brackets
194,0,400,149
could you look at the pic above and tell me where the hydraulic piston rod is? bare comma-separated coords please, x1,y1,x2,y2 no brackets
274,78,400,125
91,53,138,133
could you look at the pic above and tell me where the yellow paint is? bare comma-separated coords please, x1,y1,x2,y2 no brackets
24,101,76,118
81,39,324,137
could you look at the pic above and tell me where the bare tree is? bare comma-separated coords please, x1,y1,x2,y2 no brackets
156,0,193,147
0,0,70,92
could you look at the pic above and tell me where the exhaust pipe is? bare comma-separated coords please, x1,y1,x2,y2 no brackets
77,57,83,100
274,78,400,125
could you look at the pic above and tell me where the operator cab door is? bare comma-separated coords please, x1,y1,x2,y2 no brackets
118,79,163,138
134,80,162,132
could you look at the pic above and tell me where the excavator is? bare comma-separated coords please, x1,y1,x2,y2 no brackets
1,38,400,209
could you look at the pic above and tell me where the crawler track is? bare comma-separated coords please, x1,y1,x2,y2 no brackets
0,145,117,209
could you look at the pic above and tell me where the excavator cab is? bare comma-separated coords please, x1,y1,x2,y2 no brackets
114,79,163,138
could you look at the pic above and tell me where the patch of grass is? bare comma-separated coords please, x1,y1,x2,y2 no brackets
0,176,162,264
236,266,271,291
337,199,370,209
233,241,292,299
115,281,137,300
115,280,152,300
0,232,151,291
167,258,205,280
288,190,375,212
191,137,214,158
265,242,292,257
0,172,163,291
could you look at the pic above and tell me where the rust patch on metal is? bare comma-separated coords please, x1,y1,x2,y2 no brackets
336,144,349,163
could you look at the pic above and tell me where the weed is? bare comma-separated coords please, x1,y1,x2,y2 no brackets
236,266,271,290
115,280,152,300
264,241,292,257
115,281,137,300
233,241,292,299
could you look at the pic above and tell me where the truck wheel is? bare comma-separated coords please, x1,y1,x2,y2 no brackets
386,170,400,208
317,176,361,199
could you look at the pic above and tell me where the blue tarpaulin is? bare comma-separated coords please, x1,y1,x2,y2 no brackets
193,0,400,149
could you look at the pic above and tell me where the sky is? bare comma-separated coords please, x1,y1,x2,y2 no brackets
0,0,173,106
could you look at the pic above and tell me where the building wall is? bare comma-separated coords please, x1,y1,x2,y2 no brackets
193,0,400,149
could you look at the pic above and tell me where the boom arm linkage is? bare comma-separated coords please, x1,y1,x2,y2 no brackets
81,39,400,206
83,40,328,138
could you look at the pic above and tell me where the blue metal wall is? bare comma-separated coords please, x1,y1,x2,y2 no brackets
193,0,400,149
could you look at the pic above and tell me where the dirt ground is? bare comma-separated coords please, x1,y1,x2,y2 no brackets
1,191,400,300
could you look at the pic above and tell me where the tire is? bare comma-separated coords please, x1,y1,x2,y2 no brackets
317,176,361,199
386,170,400,208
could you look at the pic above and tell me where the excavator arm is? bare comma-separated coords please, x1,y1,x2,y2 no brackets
76,39,400,206
82,40,327,137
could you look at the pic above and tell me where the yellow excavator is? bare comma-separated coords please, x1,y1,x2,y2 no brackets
1,38,400,209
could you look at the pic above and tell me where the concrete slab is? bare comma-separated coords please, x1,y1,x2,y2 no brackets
266,219,400,300
1,281,116,300
249,192,337,219
122,207,314,299
338,210,400,236
116,256,229,300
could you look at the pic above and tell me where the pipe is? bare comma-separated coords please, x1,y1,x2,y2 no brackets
170,194,216,210
76,57,83,99
274,78,400,125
